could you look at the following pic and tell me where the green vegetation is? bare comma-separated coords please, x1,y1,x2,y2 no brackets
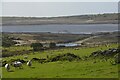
1,32,119,78
31,43,43,51
49,42,56,48
2,34,17,47
1,43,119,78
2,60,119,78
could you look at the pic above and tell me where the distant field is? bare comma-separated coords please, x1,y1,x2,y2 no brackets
1,13,118,25
3,32,91,45
2,43,119,78
2,31,118,46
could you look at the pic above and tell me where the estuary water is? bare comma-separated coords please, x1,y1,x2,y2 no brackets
2,24,118,34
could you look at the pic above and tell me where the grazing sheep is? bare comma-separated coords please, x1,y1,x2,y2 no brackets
5,64,10,71
13,61,23,69
27,60,32,67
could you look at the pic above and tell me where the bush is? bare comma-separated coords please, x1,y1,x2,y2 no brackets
49,42,56,48
31,43,43,51
2,35,17,47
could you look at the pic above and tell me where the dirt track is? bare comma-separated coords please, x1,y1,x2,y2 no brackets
74,36,99,44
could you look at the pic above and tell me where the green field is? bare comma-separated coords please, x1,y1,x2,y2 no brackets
1,44,119,78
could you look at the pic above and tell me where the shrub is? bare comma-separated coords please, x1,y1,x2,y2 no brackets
31,43,43,51
2,35,17,47
49,42,56,48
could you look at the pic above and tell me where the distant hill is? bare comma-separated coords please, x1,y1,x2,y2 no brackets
1,13,118,25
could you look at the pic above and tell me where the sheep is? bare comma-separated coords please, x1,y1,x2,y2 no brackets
13,61,23,69
27,60,32,67
5,64,10,71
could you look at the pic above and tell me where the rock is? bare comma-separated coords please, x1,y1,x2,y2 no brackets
90,48,119,57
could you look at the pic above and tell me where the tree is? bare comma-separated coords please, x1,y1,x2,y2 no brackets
49,42,56,48
31,43,43,51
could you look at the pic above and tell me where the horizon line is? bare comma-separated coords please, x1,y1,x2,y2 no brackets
0,12,118,18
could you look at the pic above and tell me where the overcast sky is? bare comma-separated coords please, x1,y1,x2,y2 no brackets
1,0,119,2
2,2,118,17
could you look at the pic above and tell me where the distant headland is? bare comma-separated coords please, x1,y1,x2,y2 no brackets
1,13,118,26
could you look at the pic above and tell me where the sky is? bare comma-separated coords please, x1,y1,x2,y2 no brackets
1,2,119,17
1,0,120,2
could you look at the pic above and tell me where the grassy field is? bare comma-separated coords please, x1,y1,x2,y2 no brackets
1,44,119,78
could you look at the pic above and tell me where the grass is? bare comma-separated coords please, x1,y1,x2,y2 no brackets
3,46,32,52
2,61,119,78
1,43,119,78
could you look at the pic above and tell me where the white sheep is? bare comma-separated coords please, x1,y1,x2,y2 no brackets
5,64,10,71
13,61,23,69
27,60,32,67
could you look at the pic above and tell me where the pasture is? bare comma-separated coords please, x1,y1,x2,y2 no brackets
1,44,119,78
